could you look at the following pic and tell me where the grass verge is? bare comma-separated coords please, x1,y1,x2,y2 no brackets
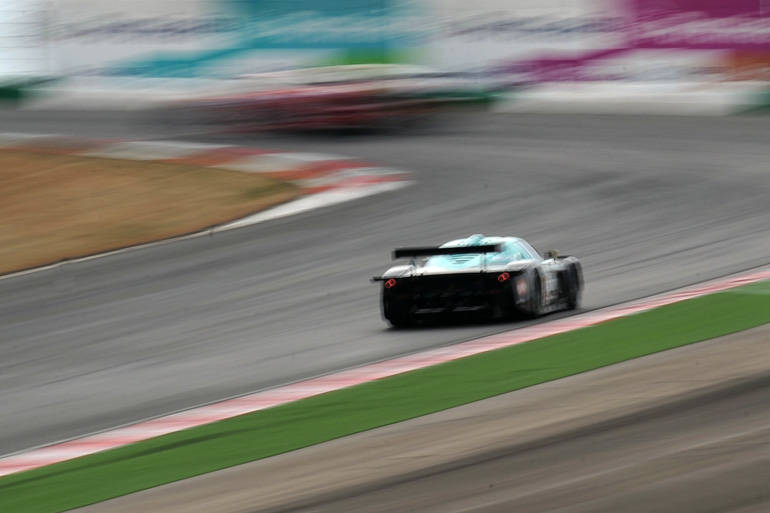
0,150,301,275
2,281,770,512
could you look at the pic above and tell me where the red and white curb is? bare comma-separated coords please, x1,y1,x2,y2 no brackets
0,132,414,233
1,266,769,478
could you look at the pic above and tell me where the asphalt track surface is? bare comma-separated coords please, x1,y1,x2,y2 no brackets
2,110,770,464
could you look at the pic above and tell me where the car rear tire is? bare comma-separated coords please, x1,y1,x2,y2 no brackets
565,264,582,310
384,299,413,328
388,313,413,328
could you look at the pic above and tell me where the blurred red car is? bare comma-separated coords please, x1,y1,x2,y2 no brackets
162,65,493,132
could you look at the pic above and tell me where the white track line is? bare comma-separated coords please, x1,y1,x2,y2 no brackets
81,141,234,160
217,180,414,230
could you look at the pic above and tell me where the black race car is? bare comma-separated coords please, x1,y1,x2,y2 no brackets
373,234,582,327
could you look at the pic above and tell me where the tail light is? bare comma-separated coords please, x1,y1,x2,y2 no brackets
497,272,510,283
384,278,398,289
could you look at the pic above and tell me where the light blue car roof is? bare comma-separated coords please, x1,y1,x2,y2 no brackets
424,234,540,270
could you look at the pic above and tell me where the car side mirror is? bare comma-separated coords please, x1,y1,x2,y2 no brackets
544,249,559,259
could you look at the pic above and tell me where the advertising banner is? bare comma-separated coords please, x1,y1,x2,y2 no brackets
41,0,770,83
428,0,770,83
50,0,426,77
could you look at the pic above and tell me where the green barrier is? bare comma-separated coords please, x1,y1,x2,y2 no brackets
0,77,57,106
0,85,25,105
744,89,770,112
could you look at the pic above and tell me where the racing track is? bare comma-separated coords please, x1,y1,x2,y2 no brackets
2,110,770,466
75,322,770,513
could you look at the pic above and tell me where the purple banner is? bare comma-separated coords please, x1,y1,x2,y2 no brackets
499,0,770,83
629,0,770,50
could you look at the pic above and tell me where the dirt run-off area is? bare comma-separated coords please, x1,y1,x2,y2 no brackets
0,150,301,275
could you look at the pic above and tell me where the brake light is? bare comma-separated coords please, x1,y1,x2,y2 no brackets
497,272,510,283
384,278,398,289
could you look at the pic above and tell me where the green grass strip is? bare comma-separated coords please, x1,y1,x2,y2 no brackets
3,281,770,512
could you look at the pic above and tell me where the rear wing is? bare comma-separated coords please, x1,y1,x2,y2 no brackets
372,243,504,282
392,244,502,260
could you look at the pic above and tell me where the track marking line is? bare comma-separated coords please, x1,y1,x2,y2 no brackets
81,140,235,160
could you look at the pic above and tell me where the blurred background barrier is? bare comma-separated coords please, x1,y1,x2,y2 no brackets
3,0,770,116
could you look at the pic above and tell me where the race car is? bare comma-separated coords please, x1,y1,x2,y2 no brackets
158,65,499,132
373,234,582,327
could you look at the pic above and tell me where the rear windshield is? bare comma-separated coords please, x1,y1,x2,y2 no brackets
424,240,539,268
